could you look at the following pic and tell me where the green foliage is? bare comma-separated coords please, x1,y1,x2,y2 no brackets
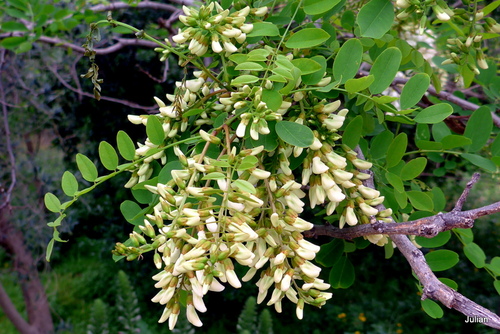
87,299,110,334
116,270,142,334
25,0,500,331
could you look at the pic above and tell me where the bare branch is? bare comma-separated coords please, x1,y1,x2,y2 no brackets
453,172,480,211
0,281,34,334
37,36,158,55
319,149,500,329
89,1,180,13
47,65,157,111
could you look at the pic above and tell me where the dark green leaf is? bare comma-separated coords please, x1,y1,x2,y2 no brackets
275,121,314,147
461,153,497,172
262,90,282,112
302,55,327,85
425,250,459,271
464,242,486,268
98,141,119,170
385,172,404,193
342,115,363,148
386,133,407,168
117,131,136,161
357,0,394,39
440,135,472,149
415,231,451,248
400,157,427,180
2,21,29,32
316,239,344,267
400,73,430,109
146,116,165,145
494,281,500,295
369,47,402,94
120,200,142,223
414,104,453,124
329,255,355,289
370,130,394,160
333,39,363,84
463,106,493,152
44,192,61,213
285,28,330,49
76,153,98,182
0,36,26,49
61,171,78,197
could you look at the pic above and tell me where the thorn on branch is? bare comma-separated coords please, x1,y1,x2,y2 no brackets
453,173,481,212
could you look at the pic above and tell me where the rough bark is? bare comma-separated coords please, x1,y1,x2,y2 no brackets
0,206,54,334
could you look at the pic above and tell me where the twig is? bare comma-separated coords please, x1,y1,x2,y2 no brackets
453,172,480,211
47,65,157,111
90,1,179,13
37,36,158,55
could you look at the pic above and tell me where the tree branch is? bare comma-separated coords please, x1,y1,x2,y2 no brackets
0,280,34,334
316,148,500,329
37,36,158,55
89,0,182,13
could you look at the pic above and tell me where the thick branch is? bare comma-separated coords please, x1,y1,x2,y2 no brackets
0,281,34,334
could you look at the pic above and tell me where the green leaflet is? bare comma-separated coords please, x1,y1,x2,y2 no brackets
76,153,98,182
61,171,79,197
345,75,374,93
328,255,355,289
117,130,136,161
369,47,402,94
414,104,453,124
425,249,459,271
303,0,341,15
356,0,394,39
275,121,315,147
246,22,280,37
421,299,444,319
285,28,330,49
333,39,363,84
342,115,363,148
44,192,62,213
407,191,434,211
400,157,427,180
99,141,119,170
463,106,493,152
386,132,407,168
415,231,451,248
400,73,430,109
464,242,486,268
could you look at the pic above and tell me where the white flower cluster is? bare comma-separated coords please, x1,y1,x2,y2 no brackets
172,3,267,56
114,144,333,329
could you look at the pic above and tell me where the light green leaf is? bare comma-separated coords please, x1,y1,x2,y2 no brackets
0,36,26,49
400,73,430,109
303,0,341,15
46,239,55,262
238,155,259,170
386,133,407,168
262,89,283,112
463,106,493,152
246,22,280,37
494,281,500,295
302,55,327,85
464,242,486,268
231,75,260,86
416,140,443,150
342,115,363,148
329,255,355,289
235,62,265,71
357,0,394,39
61,171,78,197
98,141,119,170
401,157,427,180
415,231,451,248
438,278,458,290
275,121,315,147
385,172,404,193
425,249,459,271
120,200,142,223
285,28,330,49
117,130,136,161
440,135,472,149
414,104,453,124
44,192,61,213
421,299,444,319
232,179,256,194
201,172,226,180
369,47,402,94
345,75,374,93
461,153,497,172
291,58,322,75
486,257,500,276
333,39,363,84
76,153,98,182
407,191,434,211
146,116,165,145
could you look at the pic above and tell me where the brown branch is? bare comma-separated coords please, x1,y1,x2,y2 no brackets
317,148,500,329
0,281,34,334
37,36,158,55
47,65,157,111
89,0,180,13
